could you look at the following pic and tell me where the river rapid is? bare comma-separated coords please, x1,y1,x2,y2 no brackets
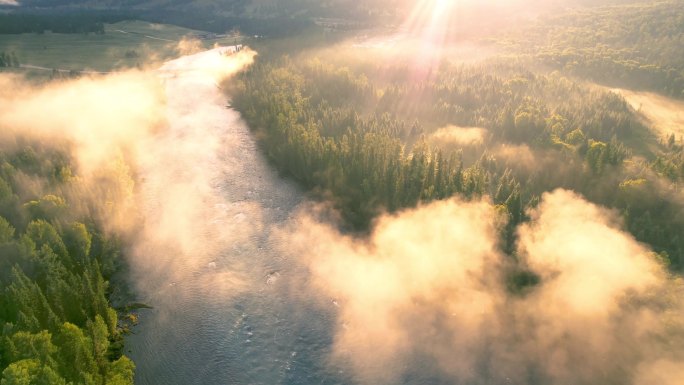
124,49,350,385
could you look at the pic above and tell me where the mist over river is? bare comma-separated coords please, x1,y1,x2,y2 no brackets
122,47,684,385
124,49,351,385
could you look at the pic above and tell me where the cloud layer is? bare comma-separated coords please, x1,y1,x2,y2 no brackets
283,189,684,385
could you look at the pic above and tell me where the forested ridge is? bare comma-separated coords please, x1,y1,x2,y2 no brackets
232,2,684,271
0,141,135,384
502,0,684,97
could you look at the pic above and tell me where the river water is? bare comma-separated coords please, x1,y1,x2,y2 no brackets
124,49,351,385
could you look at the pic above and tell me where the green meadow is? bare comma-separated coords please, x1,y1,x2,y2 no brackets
0,20,242,73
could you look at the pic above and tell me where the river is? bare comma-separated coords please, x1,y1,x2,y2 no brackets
124,49,351,385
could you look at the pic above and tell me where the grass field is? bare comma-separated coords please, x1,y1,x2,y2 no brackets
0,20,243,73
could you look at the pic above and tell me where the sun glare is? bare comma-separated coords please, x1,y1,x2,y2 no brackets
434,0,455,11
399,0,518,82
402,0,458,82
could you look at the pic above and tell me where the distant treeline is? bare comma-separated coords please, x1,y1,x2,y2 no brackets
136,10,313,37
13,0,391,21
0,9,312,37
0,13,129,34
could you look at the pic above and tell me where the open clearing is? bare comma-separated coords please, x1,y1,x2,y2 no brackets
0,20,242,72
611,88,684,141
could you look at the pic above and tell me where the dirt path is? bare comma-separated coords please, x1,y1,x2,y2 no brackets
114,29,175,42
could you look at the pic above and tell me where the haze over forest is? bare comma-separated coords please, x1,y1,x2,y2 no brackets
0,0,683,384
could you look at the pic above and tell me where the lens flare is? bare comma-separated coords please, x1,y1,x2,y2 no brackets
401,0,457,82
397,0,531,82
